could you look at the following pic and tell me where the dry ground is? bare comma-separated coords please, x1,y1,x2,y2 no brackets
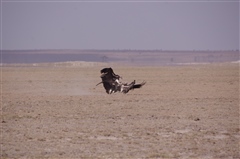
1,63,239,158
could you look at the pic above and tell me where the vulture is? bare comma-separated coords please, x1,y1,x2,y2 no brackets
96,67,146,94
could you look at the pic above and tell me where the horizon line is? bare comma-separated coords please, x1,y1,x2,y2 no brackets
1,49,239,52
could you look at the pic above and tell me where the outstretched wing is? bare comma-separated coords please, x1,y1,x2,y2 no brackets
121,80,146,94
132,81,146,89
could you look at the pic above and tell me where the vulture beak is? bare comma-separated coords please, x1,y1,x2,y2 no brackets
100,72,107,77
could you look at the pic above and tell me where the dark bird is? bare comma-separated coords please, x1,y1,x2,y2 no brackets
96,67,146,94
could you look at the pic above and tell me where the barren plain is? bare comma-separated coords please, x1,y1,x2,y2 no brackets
1,62,239,158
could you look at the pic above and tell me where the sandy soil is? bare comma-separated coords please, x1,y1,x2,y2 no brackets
1,62,239,158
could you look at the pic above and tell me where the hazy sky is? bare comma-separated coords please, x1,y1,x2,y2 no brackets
1,0,239,50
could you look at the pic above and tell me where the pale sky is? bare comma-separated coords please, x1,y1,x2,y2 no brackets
1,0,239,50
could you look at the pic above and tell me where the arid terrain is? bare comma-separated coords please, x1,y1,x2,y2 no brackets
1,62,239,158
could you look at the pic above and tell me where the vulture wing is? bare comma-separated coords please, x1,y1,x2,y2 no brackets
132,81,146,89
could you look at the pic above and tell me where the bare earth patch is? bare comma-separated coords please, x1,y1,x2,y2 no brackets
1,62,239,158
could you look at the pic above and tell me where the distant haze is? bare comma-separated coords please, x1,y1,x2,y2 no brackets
2,1,239,50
